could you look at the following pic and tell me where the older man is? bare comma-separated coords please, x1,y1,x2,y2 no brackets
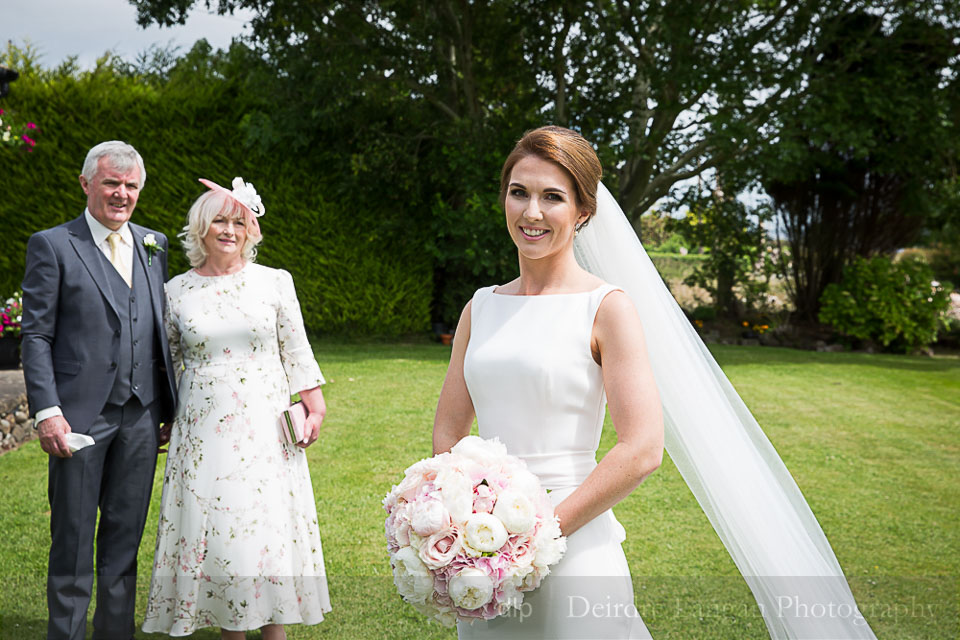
21,141,177,640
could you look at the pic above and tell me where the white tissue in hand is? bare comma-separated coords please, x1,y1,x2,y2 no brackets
65,433,95,452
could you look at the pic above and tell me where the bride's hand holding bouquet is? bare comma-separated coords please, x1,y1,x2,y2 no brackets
383,436,566,627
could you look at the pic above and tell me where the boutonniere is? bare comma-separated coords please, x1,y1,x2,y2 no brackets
143,233,165,266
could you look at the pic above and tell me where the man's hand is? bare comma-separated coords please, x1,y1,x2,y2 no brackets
38,415,73,458
157,423,172,454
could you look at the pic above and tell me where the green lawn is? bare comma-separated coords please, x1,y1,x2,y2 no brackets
1,342,957,639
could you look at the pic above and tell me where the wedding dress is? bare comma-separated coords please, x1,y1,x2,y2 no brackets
459,284,652,639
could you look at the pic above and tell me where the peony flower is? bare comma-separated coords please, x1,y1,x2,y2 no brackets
497,573,524,610
389,503,413,547
492,489,536,534
405,454,447,484
505,468,542,501
463,513,508,554
391,546,434,604
435,467,474,523
451,435,509,464
391,470,424,504
448,567,495,610
418,526,462,569
472,483,496,513
408,530,426,551
532,518,566,570
411,498,449,536
520,566,543,591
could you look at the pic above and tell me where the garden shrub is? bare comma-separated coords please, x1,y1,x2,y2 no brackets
0,44,430,335
690,305,717,322
656,232,691,254
818,256,952,351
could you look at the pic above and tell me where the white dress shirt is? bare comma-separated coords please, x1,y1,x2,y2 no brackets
35,211,135,425
85,208,133,283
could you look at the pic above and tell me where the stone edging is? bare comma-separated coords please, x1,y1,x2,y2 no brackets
0,391,35,454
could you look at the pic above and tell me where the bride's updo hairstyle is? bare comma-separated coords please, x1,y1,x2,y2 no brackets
499,126,603,226
180,190,263,268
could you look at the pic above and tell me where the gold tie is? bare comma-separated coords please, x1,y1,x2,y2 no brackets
107,232,132,288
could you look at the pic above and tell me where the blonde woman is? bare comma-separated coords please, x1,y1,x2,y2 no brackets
143,178,330,639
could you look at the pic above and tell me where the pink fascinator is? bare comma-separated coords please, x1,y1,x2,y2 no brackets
198,177,265,235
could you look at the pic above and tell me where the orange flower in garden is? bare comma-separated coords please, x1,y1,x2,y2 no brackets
741,321,749,327
695,320,704,328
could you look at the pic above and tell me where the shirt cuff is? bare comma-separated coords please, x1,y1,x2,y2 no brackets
35,406,64,423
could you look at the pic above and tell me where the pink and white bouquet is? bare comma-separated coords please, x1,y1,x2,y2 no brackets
383,436,566,627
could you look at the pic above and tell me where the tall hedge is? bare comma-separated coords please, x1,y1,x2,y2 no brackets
0,45,430,335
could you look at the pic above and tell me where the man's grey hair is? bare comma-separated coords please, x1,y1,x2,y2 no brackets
81,141,146,187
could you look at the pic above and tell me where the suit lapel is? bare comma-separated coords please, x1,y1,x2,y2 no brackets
130,225,165,330
67,216,119,319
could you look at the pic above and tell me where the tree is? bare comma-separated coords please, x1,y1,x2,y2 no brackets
129,1,960,219
762,11,960,320
130,1,960,326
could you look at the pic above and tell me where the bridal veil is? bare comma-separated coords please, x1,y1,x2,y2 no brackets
574,183,877,639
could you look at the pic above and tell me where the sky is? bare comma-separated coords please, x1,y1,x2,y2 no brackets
5,0,255,69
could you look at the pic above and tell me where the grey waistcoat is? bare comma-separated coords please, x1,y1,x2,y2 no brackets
99,249,162,407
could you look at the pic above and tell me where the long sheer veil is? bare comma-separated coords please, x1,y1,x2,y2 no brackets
574,183,876,639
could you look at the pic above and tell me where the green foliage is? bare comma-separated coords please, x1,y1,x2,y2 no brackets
0,42,429,335
126,1,960,327
669,187,777,318
129,0,960,225
819,256,952,351
655,233,691,255
764,11,960,320
0,106,38,150
638,211,672,247
426,191,518,328
690,305,717,322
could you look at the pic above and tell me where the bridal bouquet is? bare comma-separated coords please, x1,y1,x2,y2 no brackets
383,436,566,627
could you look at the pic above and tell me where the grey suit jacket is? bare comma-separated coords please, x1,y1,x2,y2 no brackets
20,214,177,432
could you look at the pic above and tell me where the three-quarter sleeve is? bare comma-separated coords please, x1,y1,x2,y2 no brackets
276,269,325,394
163,282,183,386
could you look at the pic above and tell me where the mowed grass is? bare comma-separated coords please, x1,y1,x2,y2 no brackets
0,342,956,639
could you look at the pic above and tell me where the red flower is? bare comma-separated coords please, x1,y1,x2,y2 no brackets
26,122,37,129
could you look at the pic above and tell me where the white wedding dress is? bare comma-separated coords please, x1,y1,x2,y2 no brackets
459,284,653,639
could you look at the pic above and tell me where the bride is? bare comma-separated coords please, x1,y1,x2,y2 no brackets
432,126,876,639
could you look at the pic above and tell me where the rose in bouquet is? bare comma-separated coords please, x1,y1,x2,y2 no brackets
383,436,566,627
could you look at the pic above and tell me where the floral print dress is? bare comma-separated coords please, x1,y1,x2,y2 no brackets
143,263,330,635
